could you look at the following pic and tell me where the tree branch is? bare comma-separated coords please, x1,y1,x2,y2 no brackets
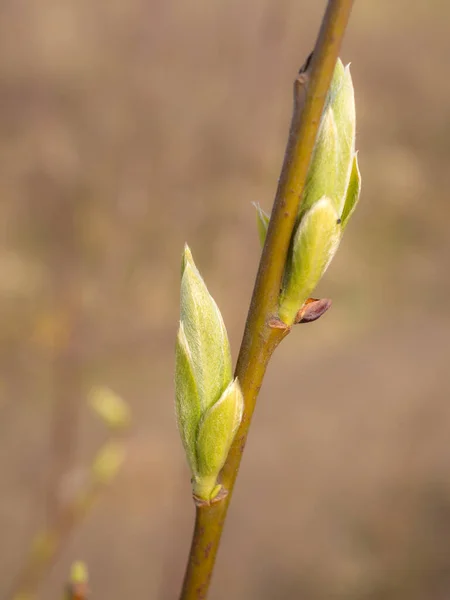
179,1,355,598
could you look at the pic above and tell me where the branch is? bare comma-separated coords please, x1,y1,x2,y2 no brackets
178,1,355,598
5,407,128,600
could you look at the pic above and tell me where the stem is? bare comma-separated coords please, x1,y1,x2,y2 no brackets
47,197,83,525
179,1,355,598
4,482,100,600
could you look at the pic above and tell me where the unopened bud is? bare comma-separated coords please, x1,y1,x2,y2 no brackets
193,378,243,500
176,246,242,501
278,58,361,325
89,386,131,430
91,441,125,485
279,197,340,324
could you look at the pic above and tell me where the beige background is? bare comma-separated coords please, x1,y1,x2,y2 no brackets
0,1,449,599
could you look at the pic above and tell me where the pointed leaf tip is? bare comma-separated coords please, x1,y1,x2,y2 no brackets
340,153,361,229
254,203,270,247
181,244,194,274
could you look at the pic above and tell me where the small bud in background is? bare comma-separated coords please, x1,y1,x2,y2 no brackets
176,246,242,502
70,562,88,584
278,58,361,325
91,441,125,485
66,561,89,600
89,386,131,431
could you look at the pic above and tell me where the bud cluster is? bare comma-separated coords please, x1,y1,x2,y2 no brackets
175,246,243,502
257,59,361,325
174,58,361,503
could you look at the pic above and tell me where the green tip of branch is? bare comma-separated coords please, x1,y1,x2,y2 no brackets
70,561,88,584
66,561,89,600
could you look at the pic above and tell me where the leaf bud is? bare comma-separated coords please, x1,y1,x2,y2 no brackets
175,245,242,501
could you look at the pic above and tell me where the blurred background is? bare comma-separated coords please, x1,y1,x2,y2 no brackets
1,1,450,598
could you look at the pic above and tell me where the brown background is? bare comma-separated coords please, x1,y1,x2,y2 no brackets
0,1,450,599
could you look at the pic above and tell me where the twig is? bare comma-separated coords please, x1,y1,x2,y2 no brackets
46,195,83,526
178,1,355,598
5,480,99,600
5,436,127,600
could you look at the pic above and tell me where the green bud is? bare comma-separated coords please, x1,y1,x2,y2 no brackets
89,386,131,430
91,441,125,485
279,198,340,324
301,60,356,218
70,561,88,585
66,561,89,600
301,106,339,216
340,152,361,230
278,58,361,325
179,246,232,409
176,245,241,501
194,378,243,499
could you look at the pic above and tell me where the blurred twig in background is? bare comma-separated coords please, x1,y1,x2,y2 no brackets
5,389,130,600
46,202,82,525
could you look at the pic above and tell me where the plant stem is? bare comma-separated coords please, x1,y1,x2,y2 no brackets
179,1,355,598
47,198,83,525
5,482,99,600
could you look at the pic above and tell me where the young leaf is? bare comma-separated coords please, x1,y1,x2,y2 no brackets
175,323,201,474
279,197,341,325
180,246,232,413
340,153,361,230
254,203,270,247
194,378,243,500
